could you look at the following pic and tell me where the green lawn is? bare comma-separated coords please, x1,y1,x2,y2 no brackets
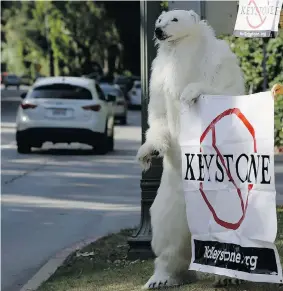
38,209,283,291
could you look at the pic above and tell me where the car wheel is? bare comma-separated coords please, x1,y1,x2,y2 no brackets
95,128,109,155
17,143,31,154
108,126,114,152
120,115,127,125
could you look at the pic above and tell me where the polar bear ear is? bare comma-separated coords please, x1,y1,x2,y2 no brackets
188,10,200,23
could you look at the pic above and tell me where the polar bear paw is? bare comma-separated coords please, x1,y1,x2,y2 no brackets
142,272,183,289
136,143,160,172
180,84,202,107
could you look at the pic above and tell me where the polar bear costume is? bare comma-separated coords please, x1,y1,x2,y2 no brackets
136,9,245,289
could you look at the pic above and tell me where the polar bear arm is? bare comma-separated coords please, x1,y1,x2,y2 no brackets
209,57,245,95
181,57,245,103
145,63,170,153
206,40,245,95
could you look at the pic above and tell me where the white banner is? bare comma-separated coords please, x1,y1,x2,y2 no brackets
233,0,283,37
180,92,283,283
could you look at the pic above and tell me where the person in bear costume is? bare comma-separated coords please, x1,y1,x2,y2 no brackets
136,9,246,289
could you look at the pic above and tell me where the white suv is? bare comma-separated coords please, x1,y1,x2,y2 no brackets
16,77,116,154
128,80,141,108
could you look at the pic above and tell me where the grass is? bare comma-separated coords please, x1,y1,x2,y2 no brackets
38,210,283,291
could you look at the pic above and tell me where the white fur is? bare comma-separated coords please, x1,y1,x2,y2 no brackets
136,9,245,289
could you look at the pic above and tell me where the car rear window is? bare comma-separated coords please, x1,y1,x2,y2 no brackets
135,83,141,89
101,86,121,96
30,84,93,100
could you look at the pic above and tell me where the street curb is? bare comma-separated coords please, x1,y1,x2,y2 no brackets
19,236,100,291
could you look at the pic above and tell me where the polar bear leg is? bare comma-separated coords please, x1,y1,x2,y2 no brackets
143,167,197,289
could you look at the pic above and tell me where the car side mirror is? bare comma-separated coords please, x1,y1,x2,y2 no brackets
20,92,27,99
106,94,116,102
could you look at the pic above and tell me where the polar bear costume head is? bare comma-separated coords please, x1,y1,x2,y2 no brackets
154,10,202,42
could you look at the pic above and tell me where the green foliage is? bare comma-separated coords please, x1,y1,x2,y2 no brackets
160,1,169,11
220,33,283,147
1,1,120,77
122,70,132,77
221,34,283,93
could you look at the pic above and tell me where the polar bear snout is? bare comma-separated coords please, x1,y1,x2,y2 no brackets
155,27,168,40
155,27,163,38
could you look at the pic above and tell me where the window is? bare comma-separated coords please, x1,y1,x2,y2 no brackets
30,84,93,100
101,87,118,96
95,84,106,101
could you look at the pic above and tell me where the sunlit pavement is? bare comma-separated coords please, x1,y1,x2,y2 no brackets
1,88,142,291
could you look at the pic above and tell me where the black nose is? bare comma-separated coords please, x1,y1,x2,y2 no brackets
155,27,163,38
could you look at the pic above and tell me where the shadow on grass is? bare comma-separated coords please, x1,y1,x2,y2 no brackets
37,211,283,291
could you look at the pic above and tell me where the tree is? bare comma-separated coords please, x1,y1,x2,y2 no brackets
1,1,120,77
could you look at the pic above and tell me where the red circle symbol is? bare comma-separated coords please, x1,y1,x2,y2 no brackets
246,0,268,29
199,108,257,230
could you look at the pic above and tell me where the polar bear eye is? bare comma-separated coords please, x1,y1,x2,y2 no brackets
172,18,178,22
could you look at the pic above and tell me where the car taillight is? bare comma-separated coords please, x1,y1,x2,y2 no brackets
82,104,101,111
21,103,37,109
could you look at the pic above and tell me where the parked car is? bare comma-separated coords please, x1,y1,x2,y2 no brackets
114,75,133,97
100,83,128,125
16,76,116,154
3,74,21,89
21,75,33,86
1,72,8,84
82,72,101,81
128,80,141,108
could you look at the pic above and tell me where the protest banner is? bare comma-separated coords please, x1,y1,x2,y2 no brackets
234,0,283,38
180,92,282,283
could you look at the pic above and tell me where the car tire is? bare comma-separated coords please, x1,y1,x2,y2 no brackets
95,136,108,155
17,143,31,154
120,115,127,125
95,126,109,155
108,126,114,152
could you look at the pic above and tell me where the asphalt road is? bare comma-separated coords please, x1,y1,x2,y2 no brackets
1,87,142,291
1,87,283,291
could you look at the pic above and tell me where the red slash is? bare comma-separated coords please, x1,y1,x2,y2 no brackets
246,0,268,29
199,108,257,230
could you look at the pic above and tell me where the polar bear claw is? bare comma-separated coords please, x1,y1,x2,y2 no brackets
136,143,158,171
143,273,182,289
136,142,167,172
